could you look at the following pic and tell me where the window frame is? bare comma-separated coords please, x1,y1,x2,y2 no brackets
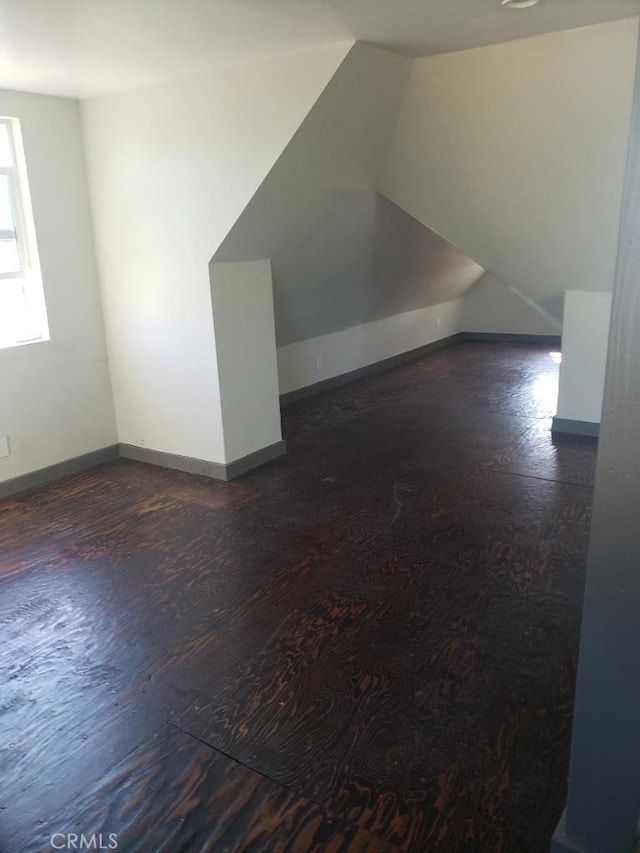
0,117,32,281
0,115,49,349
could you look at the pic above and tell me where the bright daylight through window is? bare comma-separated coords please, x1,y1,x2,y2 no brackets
0,116,49,349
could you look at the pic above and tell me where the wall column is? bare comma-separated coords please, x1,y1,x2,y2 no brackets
209,259,286,479
552,291,612,438
551,24,640,853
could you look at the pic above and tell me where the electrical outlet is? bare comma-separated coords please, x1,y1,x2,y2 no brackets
0,436,9,459
436,316,442,331
315,354,323,371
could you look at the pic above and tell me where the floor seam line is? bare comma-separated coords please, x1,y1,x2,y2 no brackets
167,721,326,809
489,468,593,489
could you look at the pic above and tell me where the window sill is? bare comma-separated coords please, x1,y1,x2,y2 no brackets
0,334,50,353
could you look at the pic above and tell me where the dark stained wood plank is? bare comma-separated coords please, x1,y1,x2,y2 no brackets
378,470,593,578
486,418,597,488
6,725,398,853
280,341,561,440
0,342,598,852
174,533,585,851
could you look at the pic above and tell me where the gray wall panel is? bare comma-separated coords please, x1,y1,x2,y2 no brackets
213,42,484,347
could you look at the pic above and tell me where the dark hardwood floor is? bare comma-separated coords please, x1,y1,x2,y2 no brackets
0,342,596,852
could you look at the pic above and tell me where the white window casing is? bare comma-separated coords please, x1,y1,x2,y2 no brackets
0,116,49,349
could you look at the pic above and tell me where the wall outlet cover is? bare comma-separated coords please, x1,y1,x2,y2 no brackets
0,436,10,458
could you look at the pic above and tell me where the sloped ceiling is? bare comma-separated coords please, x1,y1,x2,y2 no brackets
381,18,638,320
212,43,484,347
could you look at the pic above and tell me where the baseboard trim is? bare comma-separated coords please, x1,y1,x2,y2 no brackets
460,331,562,346
118,443,228,480
280,334,460,406
224,440,287,480
0,445,120,500
280,331,563,406
552,417,600,438
119,440,287,482
0,439,288,500
0,332,566,498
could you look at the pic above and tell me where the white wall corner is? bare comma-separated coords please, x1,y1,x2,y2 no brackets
460,273,561,336
556,290,613,424
210,259,282,463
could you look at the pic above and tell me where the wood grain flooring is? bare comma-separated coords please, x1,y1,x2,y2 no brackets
0,342,596,852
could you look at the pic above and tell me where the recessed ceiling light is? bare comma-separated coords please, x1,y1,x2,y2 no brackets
502,0,539,8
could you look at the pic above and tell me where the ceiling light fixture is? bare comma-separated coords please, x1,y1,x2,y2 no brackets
502,0,539,8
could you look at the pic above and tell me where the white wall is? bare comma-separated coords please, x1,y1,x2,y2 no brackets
277,298,462,394
460,273,560,336
81,43,351,464
381,19,638,320
556,291,612,425
0,89,116,483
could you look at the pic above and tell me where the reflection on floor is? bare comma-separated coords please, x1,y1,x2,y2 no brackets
0,342,597,852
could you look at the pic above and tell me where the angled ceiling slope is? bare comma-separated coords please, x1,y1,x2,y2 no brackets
212,42,486,348
380,18,639,323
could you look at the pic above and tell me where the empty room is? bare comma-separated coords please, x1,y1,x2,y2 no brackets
1,1,639,851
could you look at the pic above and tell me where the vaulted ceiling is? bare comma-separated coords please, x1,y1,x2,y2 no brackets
0,0,638,97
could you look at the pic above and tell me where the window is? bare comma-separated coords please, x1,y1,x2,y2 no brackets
0,117,49,349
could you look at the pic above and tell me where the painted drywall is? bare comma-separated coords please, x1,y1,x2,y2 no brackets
81,43,350,464
0,89,116,483
381,18,639,319
557,21,640,849
556,291,612,425
210,261,282,462
460,273,560,336
214,44,484,349
277,298,463,394
2,0,639,97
